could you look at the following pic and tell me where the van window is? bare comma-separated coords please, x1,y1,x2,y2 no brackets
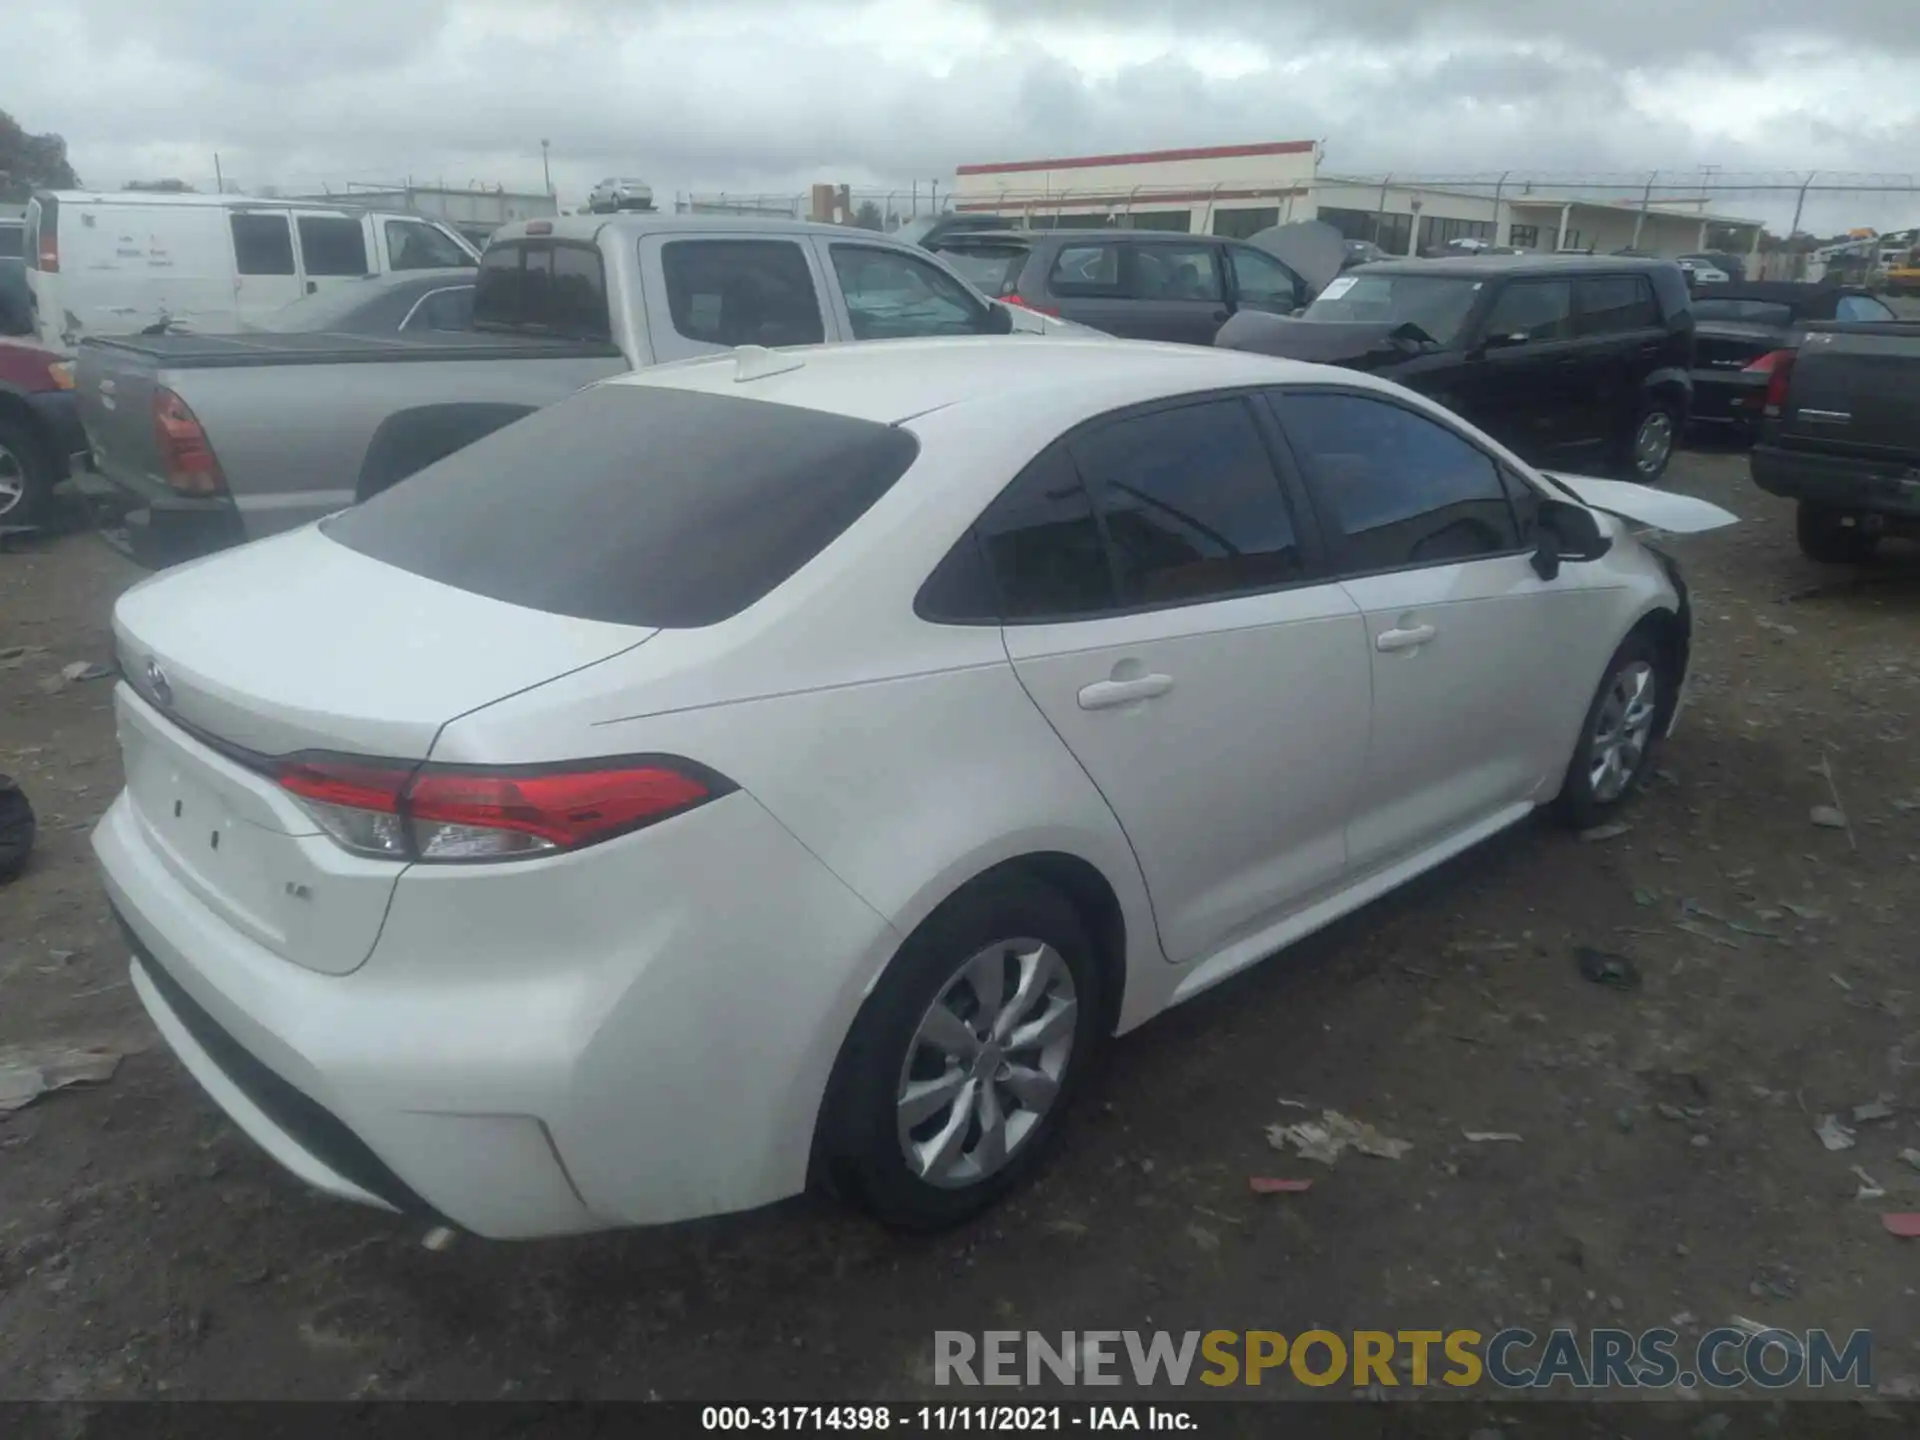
386,219,475,270
231,214,296,276
297,216,370,277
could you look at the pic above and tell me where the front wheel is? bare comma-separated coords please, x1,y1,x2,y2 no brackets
1556,634,1666,829
1796,503,1879,564
0,415,55,528
819,878,1101,1231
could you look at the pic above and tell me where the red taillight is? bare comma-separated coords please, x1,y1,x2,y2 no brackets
276,754,726,862
1006,293,1061,318
1762,348,1797,418
1741,349,1789,375
37,230,58,273
151,386,228,496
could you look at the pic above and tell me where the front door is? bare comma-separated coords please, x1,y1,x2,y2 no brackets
989,395,1371,964
1454,276,1585,460
228,210,304,320
1267,387,1610,871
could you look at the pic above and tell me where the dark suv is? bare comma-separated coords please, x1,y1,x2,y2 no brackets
929,229,1311,346
1216,254,1695,483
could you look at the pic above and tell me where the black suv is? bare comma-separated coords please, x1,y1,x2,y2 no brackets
1216,255,1695,483
929,229,1311,347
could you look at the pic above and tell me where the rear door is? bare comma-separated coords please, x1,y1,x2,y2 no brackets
229,209,305,319
1268,387,1618,871
292,213,372,298
995,394,1371,963
1570,274,1665,448
640,234,830,360
1121,241,1231,346
1039,238,1137,335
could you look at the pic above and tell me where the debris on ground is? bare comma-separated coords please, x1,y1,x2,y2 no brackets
1463,1131,1524,1143
1267,1109,1412,1165
59,661,114,683
1879,1376,1920,1400
1633,887,1660,908
1815,1115,1858,1151
1853,1166,1886,1200
1575,947,1642,991
1578,823,1633,843
1728,1316,1803,1357
1780,901,1827,921
1676,919,1741,950
1899,1149,1920,1172
1810,806,1849,830
1248,1176,1313,1195
1185,1224,1221,1253
1852,1097,1897,1124
0,1044,124,1111
0,774,35,884
1882,1214,1920,1239
420,1226,457,1252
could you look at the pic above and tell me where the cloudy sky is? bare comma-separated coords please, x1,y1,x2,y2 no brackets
9,0,1919,232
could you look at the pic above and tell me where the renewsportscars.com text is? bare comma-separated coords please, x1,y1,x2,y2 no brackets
934,1327,1873,1390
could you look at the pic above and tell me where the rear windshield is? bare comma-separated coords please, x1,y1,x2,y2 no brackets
322,385,920,628
472,239,611,342
935,244,1029,297
1691,298,1795,327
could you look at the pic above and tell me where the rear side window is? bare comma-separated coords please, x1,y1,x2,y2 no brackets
974,447,1117,621
406,286,473,331
1073,399,1301,605
1129,244,1223,303
1574,276,1658,335
1837,294,1896,322
1049,243,1123,297
937,244,1029,297
231,214,296,276
660,240,825,348
297,216,370,277
472,240,610,341
323,386,920,628
1271,391,1520,573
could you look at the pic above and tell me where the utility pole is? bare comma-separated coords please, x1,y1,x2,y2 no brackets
213,153,224,194
1491,169,1510,245
540,139,553,200
1630,169,1657,249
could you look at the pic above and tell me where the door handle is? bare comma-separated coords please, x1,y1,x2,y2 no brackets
306,281,318,294
1077,674,1174,710
1375,624,1436,653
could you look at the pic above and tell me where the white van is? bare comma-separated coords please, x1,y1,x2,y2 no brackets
23,191,481,351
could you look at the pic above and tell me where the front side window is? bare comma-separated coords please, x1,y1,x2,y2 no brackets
1130,244,1222,303
1073,399,1302,606
1574,276,1658,335
1227,246,1302,312
1270,391,1520,573
830,245,992,339
297,216,369,277
660,239,826,348
386,220,475,270
1049,244,1123,297
1481,279,1575,343
231,213,295,276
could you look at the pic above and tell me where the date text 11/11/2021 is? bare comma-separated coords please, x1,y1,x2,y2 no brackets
701,1406,1196,1432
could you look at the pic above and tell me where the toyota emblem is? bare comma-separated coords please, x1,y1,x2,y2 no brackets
144,657,173,708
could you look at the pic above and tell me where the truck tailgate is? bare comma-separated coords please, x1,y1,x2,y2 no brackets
76,338,169,488
1785,323,1920,461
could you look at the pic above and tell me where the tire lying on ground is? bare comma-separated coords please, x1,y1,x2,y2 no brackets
0,774,35,884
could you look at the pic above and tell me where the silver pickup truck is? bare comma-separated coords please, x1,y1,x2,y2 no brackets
74,212,1074,566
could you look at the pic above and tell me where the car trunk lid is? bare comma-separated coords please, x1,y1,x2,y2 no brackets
109,526,654,974
1693,321,1783,372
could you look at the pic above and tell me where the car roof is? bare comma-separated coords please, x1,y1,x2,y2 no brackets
1360,253,1682,278
616,335,1375,427
491,212,913,245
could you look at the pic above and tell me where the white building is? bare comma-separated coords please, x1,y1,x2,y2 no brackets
951,141,1763,261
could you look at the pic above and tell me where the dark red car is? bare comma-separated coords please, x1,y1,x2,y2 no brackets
0,337,85,527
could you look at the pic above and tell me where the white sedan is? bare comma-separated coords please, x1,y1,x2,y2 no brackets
96,337,1733,1237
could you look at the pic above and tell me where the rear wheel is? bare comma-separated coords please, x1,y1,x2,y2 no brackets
0,415,54,528
1796,503,1879,564
1615,400,1680,485
820,877,1101,1231
1556,633,1666,829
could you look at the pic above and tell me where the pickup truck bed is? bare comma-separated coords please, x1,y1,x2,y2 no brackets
1750,319,1920,562
84,329,622,368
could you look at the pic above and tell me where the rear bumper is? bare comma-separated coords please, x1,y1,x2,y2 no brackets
71,460,245,568
1687,372,1765,429
94,777,899,1238
1751,443,1920,518
25,390,88,479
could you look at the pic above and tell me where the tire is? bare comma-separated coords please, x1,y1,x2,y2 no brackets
1556,632,1667,830
1614,400,1680,485
0,413,55,529
819,877,1103,1231
1796,503,1879,564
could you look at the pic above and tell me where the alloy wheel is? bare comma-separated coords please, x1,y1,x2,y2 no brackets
1634,411,1674,479
896,938,1078,1190
0,441,26,519
1588,660,1659,802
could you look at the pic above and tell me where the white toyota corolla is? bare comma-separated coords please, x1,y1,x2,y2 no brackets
96,337,1733,1237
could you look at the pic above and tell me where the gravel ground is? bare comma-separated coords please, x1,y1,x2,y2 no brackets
2,447,1917,1403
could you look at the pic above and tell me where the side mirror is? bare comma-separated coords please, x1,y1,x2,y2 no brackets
1532,498,1613,579
984,303,1015,335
